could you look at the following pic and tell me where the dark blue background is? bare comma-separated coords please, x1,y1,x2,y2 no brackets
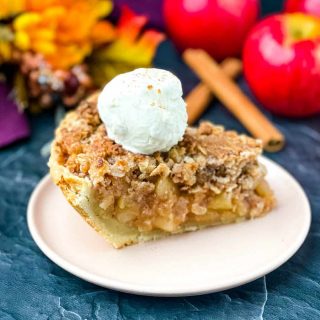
1,1,320,319
262,0,283,14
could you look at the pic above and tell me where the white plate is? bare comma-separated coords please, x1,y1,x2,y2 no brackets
27,157,311,297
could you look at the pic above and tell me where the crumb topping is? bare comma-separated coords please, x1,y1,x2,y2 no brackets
54,95,262,187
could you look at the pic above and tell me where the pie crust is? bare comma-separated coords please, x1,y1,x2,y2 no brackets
49,94,275,248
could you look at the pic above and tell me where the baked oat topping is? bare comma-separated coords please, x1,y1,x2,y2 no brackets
54,96,262,187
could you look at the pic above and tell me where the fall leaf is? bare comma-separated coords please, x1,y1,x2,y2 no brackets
89,6,165,87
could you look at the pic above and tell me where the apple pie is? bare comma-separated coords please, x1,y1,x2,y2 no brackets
49,94,275,248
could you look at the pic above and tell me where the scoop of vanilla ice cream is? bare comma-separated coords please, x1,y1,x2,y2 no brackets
98,68,187,155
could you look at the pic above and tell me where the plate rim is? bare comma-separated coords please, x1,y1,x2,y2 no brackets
27,156,311,297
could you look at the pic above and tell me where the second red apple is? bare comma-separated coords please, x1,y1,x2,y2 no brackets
285,0,320,17
163,0,259,61
243,13,320,117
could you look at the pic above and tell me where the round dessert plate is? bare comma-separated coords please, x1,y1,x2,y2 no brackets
27,157,311,297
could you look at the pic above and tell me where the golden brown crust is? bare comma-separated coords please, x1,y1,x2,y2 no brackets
49,94,275,248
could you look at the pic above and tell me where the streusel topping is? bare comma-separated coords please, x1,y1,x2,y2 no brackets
53,94,263,193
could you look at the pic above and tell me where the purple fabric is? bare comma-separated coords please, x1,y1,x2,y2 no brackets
0,82,30,148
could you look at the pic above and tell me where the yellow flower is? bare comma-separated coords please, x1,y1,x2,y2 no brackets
0,0,26,20
13,0,114,69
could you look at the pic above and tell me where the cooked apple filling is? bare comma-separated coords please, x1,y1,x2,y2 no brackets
92,170,274,234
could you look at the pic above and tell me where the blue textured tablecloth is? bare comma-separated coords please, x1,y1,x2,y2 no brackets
1,1,320,319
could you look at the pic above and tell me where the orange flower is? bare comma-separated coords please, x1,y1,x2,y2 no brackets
13,0,114,69
0,0,26,20
25,0,69,12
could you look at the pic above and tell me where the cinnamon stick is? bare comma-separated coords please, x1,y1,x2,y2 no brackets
183,49,285,152
186,58,242,125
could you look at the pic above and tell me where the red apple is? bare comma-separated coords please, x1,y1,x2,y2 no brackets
243,13,320,117
163,0,259,61
285,0,320,17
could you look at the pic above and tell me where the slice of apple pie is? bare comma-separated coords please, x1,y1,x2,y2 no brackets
49,94,275,248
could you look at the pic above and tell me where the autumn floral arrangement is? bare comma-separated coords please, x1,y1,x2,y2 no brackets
0,0,164,112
